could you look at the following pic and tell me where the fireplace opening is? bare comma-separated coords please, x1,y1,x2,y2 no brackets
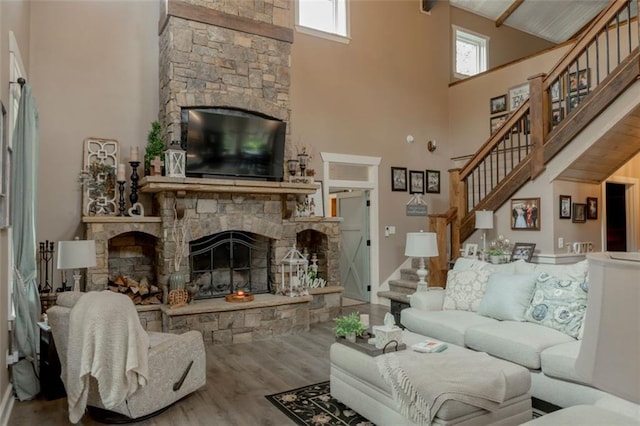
190,231,271,299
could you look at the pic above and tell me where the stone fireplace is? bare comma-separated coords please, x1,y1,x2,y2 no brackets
80,1,344,343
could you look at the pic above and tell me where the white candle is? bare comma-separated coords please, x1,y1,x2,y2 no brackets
360,314,370,328
130,146,139,162
117,163,125,181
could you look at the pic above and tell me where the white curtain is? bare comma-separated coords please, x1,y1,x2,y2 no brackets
10,83,40,400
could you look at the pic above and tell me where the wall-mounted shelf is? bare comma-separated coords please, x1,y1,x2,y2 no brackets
138,176,317,195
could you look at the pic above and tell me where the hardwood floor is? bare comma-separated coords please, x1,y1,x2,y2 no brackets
9,303,388,426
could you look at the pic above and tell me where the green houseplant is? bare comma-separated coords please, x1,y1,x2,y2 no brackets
488,247,506,264
333,312,367,342
145,121,165,175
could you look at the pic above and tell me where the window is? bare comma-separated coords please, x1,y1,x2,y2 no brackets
296,0,350,43
453,26,488,78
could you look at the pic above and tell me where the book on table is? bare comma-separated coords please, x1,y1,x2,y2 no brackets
411,340,448,353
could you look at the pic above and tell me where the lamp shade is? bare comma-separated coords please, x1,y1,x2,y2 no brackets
475,210,494,229
57,239,97,270
404,232,438,258
575,253,640,404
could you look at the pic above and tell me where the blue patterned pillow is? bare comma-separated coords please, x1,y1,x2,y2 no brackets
525,272,588,338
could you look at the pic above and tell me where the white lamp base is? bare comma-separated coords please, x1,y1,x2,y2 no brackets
72,270,82,292
415,257,429,292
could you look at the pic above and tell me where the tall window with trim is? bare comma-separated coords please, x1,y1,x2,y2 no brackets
296,0,349,42
454,26,489,78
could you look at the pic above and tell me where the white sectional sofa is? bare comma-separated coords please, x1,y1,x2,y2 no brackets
400,257,640,422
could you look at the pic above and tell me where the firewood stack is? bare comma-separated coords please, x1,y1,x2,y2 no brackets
108,275,162,305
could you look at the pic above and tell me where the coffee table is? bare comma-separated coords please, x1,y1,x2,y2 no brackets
330,330,532,425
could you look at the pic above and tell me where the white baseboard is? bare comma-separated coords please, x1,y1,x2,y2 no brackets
0,384,14,426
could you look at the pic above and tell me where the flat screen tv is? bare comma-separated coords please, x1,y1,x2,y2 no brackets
181,107,286,181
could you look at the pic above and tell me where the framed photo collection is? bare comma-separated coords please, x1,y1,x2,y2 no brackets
426,170,440,194
572,203,587,223
511,243,536,262
559,195,571,219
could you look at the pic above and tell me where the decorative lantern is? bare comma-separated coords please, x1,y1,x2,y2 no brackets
165,148,186,178
279,244,309,297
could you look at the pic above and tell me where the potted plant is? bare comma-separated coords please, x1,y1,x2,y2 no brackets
145,121,165,176
488,247,505,264
333,312,367,343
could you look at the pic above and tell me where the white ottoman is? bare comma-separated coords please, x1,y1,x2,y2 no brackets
330,330,532,425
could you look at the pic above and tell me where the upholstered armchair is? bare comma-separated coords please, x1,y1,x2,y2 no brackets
47,291,206,422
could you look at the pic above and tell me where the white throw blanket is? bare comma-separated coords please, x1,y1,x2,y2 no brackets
377,350,507,425
66,291,149,423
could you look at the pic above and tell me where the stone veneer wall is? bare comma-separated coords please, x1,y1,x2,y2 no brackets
159,0,293,154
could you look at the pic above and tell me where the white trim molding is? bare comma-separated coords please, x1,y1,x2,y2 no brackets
320,152,382,303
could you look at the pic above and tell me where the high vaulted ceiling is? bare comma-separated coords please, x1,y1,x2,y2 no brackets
449,0,611,43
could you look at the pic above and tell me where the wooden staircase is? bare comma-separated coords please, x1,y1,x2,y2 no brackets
427,0,640,287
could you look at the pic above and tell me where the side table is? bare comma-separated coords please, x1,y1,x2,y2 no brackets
38,322,66,400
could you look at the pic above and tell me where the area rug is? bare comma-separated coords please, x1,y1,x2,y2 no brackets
266,381,550,425
265,381,374,426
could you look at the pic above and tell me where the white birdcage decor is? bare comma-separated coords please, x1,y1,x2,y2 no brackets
165,148,186,178
279,244,309,297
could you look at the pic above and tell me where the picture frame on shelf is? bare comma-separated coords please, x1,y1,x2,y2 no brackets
559,195,572,219
587,197,598,220
490,114,509,134
508,83,529,112
511,242,536,262
572,203,587,223
567,68,589,92
510,197,540,230
463,243,478,258
490,95,507,114
426,169,440,194
391,167,407,192
409,170,425,194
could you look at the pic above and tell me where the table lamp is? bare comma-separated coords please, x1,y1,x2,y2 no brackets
404,231,438,292
475,210,493,261
575,253,640,405
57,238,97,292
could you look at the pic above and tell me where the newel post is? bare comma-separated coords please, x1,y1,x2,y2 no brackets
428,215,447,287
528,74,548,180
449,168,463,260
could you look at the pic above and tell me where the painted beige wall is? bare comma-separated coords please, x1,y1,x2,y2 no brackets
450,6,556,80
291,0,451,289
30,0,159,290
0,0,31,408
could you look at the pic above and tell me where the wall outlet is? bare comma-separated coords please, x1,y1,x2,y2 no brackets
558,237,564,249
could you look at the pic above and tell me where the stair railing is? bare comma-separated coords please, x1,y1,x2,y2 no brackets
448,0,639,247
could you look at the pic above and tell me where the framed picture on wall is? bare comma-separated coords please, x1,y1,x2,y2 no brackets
409,170,425,194
426,170,440,194
572,203,587,223
490,114,509,135
510,197,540,230
587,197,598,220
391,167,407,192
559,195,572,219
490,95,507,114
508,83,529,111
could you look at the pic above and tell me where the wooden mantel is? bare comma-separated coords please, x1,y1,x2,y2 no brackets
138,176,318,196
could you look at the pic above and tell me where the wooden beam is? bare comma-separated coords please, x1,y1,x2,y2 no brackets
496,0,525,28
163,0,294,43
528,73,546,180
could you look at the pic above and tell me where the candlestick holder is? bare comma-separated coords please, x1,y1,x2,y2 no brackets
129,161,140,215
117,180,127,216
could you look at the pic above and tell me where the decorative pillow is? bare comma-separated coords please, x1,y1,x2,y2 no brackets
477,273,538,321
525,272,588,338
442,269,490,312
516,260,588,282
483,259,523,275
452,257,490,271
